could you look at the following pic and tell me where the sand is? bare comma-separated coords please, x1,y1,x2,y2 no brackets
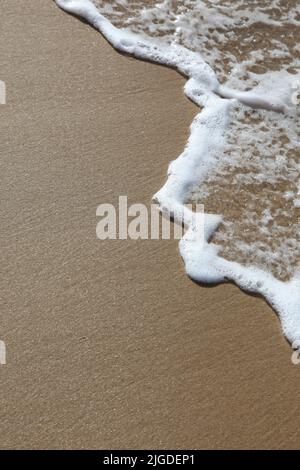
0,0,300,450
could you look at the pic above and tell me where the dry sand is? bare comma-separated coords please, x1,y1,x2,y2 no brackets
0,0,300,449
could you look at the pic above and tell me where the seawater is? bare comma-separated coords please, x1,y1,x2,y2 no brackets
55,0,300,347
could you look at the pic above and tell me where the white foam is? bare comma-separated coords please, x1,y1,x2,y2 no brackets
55,0,300,346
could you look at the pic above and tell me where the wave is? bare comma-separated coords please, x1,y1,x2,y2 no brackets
54,0,300,348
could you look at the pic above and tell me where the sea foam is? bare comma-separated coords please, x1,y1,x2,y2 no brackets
54,0,300,346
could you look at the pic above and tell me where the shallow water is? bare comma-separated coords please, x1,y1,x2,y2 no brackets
93,0,300,281
55,0,300,345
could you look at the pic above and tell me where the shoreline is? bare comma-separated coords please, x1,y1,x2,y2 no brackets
0,0,299,450
54,0,300,347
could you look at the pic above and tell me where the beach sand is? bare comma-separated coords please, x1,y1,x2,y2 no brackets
0,0,300,449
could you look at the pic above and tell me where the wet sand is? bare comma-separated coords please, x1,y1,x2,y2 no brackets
0,0,300,449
